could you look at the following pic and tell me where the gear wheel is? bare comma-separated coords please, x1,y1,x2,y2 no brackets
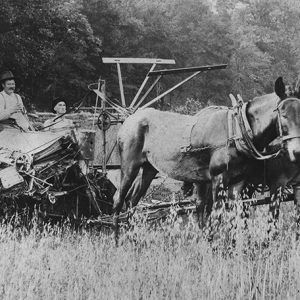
97,112,111,131
14,153,32,172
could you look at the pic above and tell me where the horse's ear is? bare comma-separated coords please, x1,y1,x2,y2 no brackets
274,77,286,100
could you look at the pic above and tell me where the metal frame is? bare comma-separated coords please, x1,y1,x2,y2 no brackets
101,57,227,112
147,64,227,76
102,57,176,109
92,57,227,171
102,57,176,64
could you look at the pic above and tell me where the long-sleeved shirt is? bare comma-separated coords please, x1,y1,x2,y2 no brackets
0,90,31,131
43,116,74,131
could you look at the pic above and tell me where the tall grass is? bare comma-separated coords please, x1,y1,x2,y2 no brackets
0,204,299,299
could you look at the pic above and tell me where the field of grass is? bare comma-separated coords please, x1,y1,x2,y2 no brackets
0,200,300,299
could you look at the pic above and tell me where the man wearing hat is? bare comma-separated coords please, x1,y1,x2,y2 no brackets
43,97,74,131
0,70,32,131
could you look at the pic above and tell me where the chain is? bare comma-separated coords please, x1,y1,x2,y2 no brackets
181,143,228,154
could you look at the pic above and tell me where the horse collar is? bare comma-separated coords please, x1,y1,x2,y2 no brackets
233,102,281,160
240,102,253,140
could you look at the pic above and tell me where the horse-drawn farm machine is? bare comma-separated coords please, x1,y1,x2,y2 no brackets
0,57,296,225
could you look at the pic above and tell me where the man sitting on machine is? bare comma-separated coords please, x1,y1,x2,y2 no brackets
43,97,74,131
0,70,33,131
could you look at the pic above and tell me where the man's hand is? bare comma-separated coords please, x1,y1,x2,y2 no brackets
8,103,23,115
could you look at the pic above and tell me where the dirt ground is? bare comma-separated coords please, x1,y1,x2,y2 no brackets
106,169,188,202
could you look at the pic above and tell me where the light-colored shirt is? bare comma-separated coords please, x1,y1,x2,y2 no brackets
0,91,31,131
43,116,74,132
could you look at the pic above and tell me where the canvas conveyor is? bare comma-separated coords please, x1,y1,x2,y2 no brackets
0,126,115,221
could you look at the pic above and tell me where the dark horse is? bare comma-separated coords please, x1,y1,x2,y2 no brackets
213,80,300,225
114,78,300,226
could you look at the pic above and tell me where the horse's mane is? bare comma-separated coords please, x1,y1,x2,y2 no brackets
250,92,279,104
247,92,280,114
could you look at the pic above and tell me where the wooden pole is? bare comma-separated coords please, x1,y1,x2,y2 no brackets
140,71,201,109
129,63,156,108
92,78,101,129
133,75,162,111
101,81,107,176
117,63,126,107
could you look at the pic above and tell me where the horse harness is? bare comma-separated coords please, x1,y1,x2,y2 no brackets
181,96,300,161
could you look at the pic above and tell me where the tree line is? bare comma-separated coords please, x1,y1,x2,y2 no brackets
1,0,300,111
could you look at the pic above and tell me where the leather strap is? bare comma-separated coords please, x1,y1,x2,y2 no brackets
235,102,281,160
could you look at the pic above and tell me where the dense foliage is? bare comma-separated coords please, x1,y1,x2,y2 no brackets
1,0,300,110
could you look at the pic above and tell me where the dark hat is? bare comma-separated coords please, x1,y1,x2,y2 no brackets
51,97,68,113
0,70,15,83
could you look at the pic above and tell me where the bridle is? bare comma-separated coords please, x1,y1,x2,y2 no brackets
236,97,300,160
275,97,300,144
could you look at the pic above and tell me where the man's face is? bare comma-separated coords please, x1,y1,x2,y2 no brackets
54,101,66,115
2,79,15,95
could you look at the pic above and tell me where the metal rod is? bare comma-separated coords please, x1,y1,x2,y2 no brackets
102,57,176,64
106,140,117,164
140,71,202,109
85,175,101,214
21,170,53,186
241,194,294,206
148,64,227,76
92,89,127,115
140,199,196,210
133,75,162,111
76,194,79,219
129,64,156,108
92,78,101,129
101,81,107,176
117,63,126,107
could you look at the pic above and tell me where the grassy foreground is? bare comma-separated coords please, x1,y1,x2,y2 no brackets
0,204,300,299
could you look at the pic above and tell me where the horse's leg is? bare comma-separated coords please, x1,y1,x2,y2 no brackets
114,162,141,213
268,186,280,229
113,139,145,214
195,181,210,228
195,174,226,228
269,195,280,221
212,175,223,208
125,162,158,208
113,157,141,245
227,180,245,201
225,179,251,230
294,186,300,239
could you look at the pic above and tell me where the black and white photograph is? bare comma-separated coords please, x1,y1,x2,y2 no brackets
1,0,300,299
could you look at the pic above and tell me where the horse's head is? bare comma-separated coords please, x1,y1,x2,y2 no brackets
247,77,300,162
274,76,300,162
275,76,300,99
276,97,300,162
